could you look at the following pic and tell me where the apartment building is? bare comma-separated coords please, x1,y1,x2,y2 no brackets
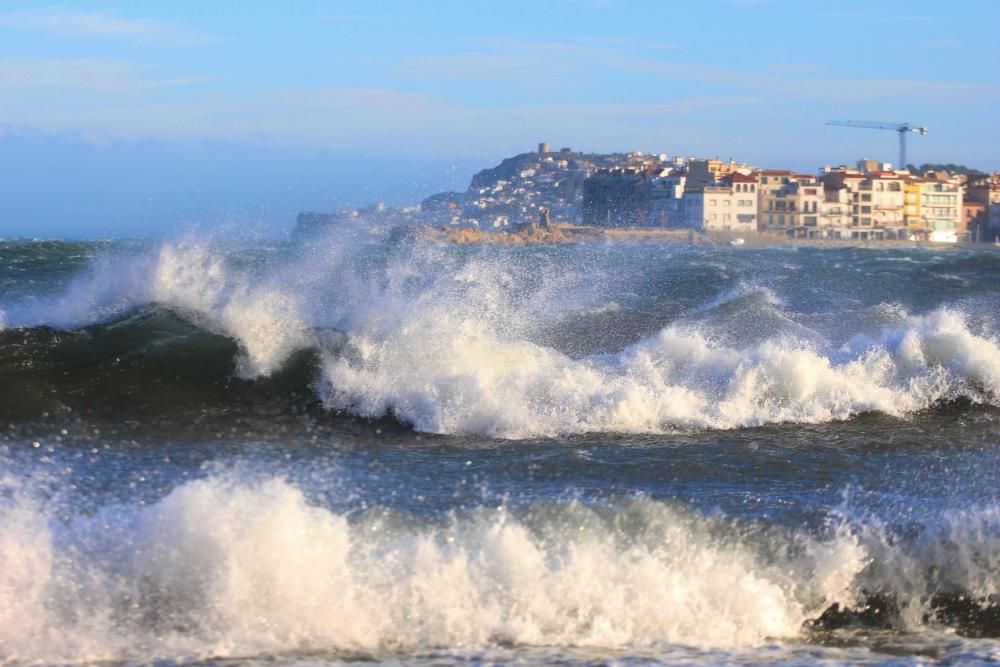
649,170,687,226
903,178,924,239
760,174,834,238
686,159,755,188
964,202,986,241
819,186,852,234
918,179,964,243
582,167,663,226
756,170,794,231
682,173,758,232
965,174,1000,241
820,167,906,239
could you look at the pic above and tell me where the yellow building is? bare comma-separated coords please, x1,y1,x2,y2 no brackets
903,178,927,240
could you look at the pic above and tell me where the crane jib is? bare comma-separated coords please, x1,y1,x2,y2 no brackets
825,120,928,169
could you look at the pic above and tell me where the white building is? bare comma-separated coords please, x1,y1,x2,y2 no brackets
682,173,758,232
919,179,964,243
649,170,687,226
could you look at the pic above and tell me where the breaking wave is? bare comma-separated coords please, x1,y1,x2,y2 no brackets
1,238,999,436
1,474,999,664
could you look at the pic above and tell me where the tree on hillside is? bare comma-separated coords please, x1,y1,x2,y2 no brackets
905,163,985,177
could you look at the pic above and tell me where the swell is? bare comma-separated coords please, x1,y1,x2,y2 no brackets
2,239,999,436
2,474,1000,664
0,309,322,422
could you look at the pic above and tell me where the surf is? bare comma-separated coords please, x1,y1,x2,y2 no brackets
2,473,999,665
2,238,999,437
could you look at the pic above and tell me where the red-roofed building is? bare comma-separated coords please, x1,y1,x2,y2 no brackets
681,172,758,232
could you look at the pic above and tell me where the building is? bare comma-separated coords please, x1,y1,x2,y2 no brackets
686,159,754,188
963,201,986,242
819,186,852,235
965,173,1000,241
756,170,801,231
820,165,906,239
760,175,830,238
917,179,964,243
681,173,758,232
582,167,663,226
649,170,687,227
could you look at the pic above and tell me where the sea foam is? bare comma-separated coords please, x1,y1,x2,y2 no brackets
319,301,1000,437
2,474,998,664
5,238,1000,437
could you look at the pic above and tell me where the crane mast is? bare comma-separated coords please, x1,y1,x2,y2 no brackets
826,120,928,171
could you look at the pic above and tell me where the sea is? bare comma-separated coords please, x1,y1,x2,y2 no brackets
1,234,1000,666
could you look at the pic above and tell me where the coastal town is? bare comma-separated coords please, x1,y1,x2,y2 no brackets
296,142,1000,245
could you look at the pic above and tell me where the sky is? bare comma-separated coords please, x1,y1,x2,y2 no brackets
1,0,998,238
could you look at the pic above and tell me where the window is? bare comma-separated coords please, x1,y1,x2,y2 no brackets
861,206,872,214
861,194,872,202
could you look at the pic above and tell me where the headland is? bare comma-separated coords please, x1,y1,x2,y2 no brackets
297,144,1000,248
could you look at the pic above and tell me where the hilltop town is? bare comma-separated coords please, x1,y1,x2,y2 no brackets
296,143,1000,245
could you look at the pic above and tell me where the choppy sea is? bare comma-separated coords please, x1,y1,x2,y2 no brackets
2,235,1000,665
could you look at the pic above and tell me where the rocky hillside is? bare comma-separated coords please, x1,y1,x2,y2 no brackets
454,149,673,227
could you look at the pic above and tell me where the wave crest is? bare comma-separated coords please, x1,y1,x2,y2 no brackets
3,475,1000,663
320,309,999,437
2,239,999,436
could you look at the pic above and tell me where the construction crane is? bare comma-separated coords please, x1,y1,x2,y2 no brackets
826,120,928,171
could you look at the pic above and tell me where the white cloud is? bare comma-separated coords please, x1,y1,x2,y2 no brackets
0,57,208,91
0,6,215,46
0,80,760,155
392,37,997,107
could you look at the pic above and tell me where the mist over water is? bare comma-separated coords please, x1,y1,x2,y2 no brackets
2,235,1000,665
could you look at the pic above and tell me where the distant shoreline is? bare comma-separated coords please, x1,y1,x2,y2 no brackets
391,223,1000,251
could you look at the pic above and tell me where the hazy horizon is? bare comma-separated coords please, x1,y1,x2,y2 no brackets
2,0,998,238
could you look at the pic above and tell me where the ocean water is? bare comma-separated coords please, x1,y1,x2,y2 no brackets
2,234,1000,665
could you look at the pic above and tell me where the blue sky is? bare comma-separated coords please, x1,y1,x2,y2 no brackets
2,0,998,238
